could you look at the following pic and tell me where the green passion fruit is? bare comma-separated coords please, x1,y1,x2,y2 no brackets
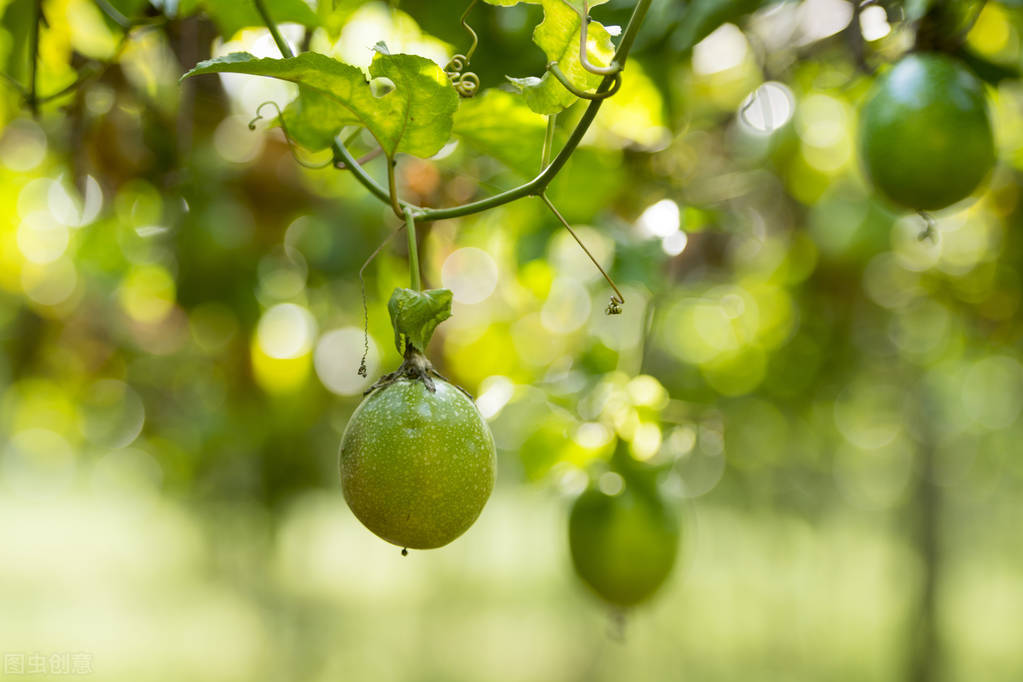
859,52,995,212
569,477,680,607
340,375,496,550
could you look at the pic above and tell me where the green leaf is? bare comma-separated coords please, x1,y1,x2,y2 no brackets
195,0,320,39
451,89,623,221
280,85,357,150
182,51,459,158
388,288,453,353
507,0,616,115
452,89,547,177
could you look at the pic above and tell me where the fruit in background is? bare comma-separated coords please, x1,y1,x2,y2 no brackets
569,472,680,607
859,52,995,211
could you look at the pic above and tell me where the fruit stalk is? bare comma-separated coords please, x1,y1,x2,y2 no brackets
405,208,421,292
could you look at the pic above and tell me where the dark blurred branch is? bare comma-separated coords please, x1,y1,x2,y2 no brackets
93,0,131,28
175,16,200,161
93,0,166,31
36,63,104,104
27,0,42,115
954,0,988,45
916,0,987,51
0,71,26,96
30,9,167,109
844,0,875,75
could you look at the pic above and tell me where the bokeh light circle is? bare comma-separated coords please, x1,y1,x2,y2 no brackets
80,380,146,449
541,278,591,333
257,303,317,359
314,327,378,396
1,428,76,497
21,259,78,307
0,118,47,171
636,199,680,238
739,81,795,134
17,211,70,264
441,247,499,304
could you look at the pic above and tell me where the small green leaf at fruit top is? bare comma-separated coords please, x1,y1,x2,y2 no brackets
388,288,453,353
182,50,458,158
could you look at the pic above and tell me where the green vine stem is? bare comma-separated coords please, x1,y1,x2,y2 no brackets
255,0,653,225
93,0,131,29
255,0,404,214
405,207,421,291
332,141,393,204
357,224,407,377
560,0,622,76
248,100,334,169
412,0,652,222
387,159,404,219
541,114,557,169
444,0,481,97
548,62,621,99
540,193,624,314
333,146,384,170
254,0,295,58
457,0,480,62
333,129,385,169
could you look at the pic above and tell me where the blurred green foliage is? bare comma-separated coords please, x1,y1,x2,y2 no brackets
2,0,1023,680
